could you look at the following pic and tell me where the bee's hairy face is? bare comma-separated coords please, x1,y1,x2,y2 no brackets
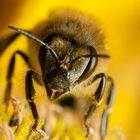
43,34,96,92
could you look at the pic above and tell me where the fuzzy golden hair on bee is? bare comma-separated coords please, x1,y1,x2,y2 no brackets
33,9,105,52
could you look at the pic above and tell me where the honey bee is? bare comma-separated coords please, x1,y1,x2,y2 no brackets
0,9,115,139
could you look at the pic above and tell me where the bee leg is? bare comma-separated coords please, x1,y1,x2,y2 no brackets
25,70,41,138
4,51,30,111
100,77,115,140
84,73,106,137
0,33,20,55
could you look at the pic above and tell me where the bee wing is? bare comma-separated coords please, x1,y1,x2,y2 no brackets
0,32,20,55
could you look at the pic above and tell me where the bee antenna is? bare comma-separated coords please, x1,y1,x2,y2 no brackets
8,25,59,63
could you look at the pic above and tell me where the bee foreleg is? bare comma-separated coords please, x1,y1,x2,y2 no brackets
25,70,41,138
84,73,106,138
4,51,30,111
100,77,115,140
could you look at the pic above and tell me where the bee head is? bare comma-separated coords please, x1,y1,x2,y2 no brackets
42,33,98,93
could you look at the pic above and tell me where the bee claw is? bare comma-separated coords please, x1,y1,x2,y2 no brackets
28,129,49,140
85,126,93,138
84,123,90,137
